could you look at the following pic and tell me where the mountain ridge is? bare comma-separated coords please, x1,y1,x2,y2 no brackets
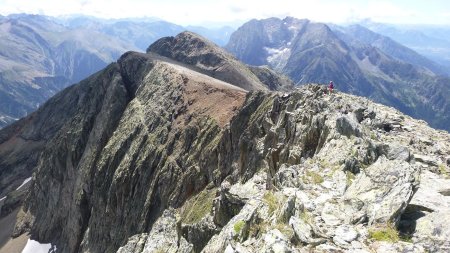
0,31,449,253
225,17,450,131
0,14,238,129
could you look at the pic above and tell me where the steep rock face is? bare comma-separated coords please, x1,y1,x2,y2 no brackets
0,64,125,218
7,51,247,253
225,17,450,131
147,32,268,91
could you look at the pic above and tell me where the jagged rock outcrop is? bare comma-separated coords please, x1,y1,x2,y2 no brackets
0,31,449,253
117,208,192,253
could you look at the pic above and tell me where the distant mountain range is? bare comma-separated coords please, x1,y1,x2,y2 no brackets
0,14,133,128
360,20,450,70
2,14,449,131
225,17,450,131
0,14,235,129
53,15,235,50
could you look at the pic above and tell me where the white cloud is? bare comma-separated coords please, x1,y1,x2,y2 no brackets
0,0,449,26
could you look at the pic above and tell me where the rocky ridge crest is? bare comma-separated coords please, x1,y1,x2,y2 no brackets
118,85,450,253
0,32,448,253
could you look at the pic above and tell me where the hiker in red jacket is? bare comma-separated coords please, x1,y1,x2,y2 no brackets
328,81,334,94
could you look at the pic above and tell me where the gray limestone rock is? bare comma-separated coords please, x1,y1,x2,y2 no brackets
202,199,262,252
414,154,438,167
274,165,301,188
181,215,219,253
382,144,411,162
117,209,193,253
344,156,420,225
262,229,291,253
414,212,450,251
116,234,147,253
336,114,361,137
289,216,326,246
289,216,313,244
333,225,358,246
277,195,297,223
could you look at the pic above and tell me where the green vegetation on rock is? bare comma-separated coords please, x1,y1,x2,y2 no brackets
234,220,246,234
346,171,356,186
303,170,324,184
300,210,314,224
263,191,278,215
249,96,274,124
274,223,294,238
438,164,448,178
180,188,216,224
368,224,400,242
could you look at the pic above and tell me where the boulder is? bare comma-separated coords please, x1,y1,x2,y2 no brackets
333,225,358,246
414,154,438,167
336,114,361,137
262,229,291,253
381,144,411,162
343,156,420,225
181,215,219,252
277,195,297,223
289,216,326,246
116,234,147,253
202,199,262,252
273,165,301,188
213,182,246,227
414,212,450,251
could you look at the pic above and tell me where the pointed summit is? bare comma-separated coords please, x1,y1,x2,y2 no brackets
147,31,269,91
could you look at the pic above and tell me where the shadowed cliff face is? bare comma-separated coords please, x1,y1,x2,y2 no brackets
5,50,248,252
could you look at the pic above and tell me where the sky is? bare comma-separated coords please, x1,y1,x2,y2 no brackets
1,0,449,27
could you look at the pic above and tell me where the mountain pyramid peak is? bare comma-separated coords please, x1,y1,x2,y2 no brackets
147,31,269,91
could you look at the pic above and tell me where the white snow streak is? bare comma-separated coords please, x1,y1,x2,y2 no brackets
16,177,32,191
264,47,291,71
21,239,56,253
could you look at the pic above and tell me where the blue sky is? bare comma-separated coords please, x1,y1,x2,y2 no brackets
1,0,449,27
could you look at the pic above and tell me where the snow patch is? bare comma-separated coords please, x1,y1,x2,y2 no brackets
264,47,291,71
21,239,56,253
0,196,6,202
265,47,289,57
16,177,32,191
